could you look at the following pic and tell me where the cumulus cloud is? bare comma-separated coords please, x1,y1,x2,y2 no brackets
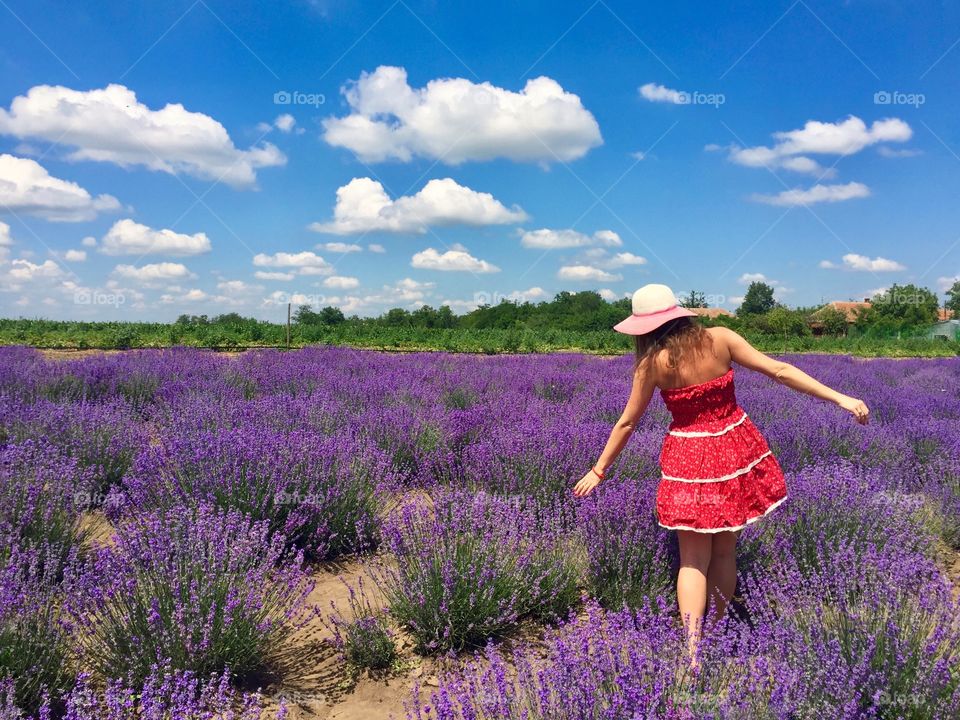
819,253,906,272
0,84,285,188
750,182,870,207
253,251,334,276
639,82,687,104
321,66,602,164
99,219,211,256
319,241,363,253
322,275,360,289
7,258,63,282
736,272,792,297
0,154,120,221
724,116,911,176
368,243,386,253
310,177,528,235
254,271,295,281
113,262,194,284
519,228,622,249
557,265,622,282
411,245,500,273
64,249,87,262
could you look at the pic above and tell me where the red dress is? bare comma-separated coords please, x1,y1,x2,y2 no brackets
655,367,788,533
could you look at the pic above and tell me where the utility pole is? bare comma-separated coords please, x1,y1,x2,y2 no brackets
286,303,291,349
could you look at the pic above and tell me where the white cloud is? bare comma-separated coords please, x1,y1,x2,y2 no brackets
274,114,296,133
639,82,686,104
0,84,285,188
254,271,295,281
8,258,63,281
820,253,905,272
319,241,363,253
726,116,911,175
557,265,621,282
64,249,87,262
0,221,11,246
113,262,194,284
411,246,500,273
81,235,97,247
99,219,211,256
936,275,959,292
216,279,263,294
323,275,359,289
321,66,602,164
877,146,920,158
253,251,334,276
750,182,870,206
368,243,386,253
736,272,792,298
520,228,622,249
310,177,528,235
0,154,120,221
610,252,646,267
598,288,618,301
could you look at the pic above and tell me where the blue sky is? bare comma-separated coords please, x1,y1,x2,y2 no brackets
1,0,959,320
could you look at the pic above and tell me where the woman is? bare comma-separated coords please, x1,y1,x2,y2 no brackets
572,283,870,669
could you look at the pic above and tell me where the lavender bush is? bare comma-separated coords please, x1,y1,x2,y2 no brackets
0,544,76,716
66,504,314,687
120,427,390,559
370,488,580,654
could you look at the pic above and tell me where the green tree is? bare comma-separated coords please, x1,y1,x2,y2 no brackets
868,283,939,328
293,305,321,325
944,281,960,318
319,306,346,325
679,290,707,308
813,306,849,336
737,282,776,315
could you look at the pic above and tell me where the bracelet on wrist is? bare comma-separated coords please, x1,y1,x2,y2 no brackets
591,465,605,480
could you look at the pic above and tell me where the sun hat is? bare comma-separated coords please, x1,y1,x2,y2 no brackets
613,283,698,335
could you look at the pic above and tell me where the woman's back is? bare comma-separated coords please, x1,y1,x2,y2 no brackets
650,326,732,391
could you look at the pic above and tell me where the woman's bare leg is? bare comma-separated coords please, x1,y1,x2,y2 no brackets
705,529,741,625
676,530,712,668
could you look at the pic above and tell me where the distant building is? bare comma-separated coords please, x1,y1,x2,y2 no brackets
808,300,871,335
689,307,734,319
926,319,960,340
938,307,956,322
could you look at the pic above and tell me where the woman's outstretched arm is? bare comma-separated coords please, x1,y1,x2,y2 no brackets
572,359,656,497
714,326,870,424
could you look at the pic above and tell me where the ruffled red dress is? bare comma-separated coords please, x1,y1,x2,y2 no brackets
655,367,788,533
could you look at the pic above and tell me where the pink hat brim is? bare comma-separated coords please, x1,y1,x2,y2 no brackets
613,304,697,335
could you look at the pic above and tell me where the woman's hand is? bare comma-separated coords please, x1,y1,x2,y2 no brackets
572,469,603,497
837,394,870,424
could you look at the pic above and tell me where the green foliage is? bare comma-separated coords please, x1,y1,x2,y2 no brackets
737,281,776,315
944,280,960,317
861,283,939,328
812,306,850,336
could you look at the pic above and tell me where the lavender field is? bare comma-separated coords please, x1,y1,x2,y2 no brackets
1,345,959,719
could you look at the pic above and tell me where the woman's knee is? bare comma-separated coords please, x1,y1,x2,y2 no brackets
678,531,712,572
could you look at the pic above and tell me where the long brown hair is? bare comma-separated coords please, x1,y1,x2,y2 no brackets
632,316,714,375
